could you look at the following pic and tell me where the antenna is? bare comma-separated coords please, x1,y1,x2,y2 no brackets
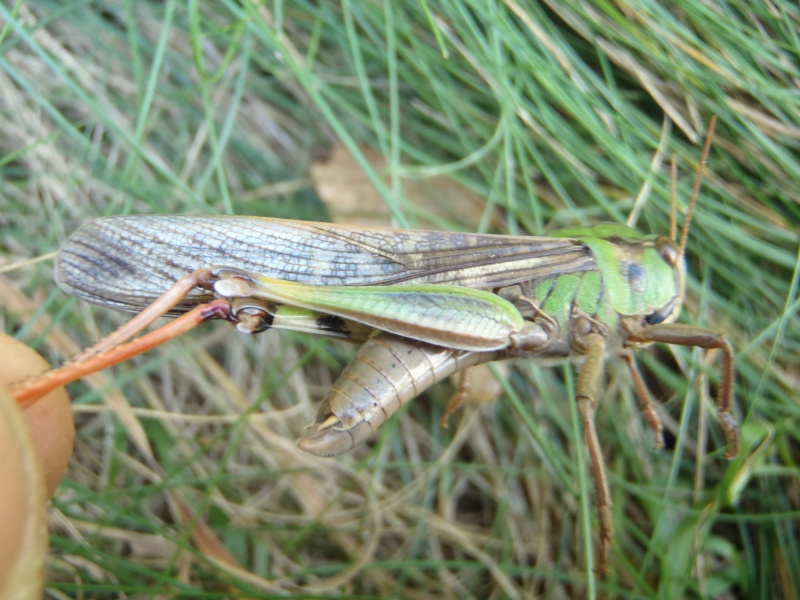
669,155,677,243
678,115,717,261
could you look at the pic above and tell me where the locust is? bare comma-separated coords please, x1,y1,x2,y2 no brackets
11,118,736,575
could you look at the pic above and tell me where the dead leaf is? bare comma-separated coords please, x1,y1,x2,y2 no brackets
311,143,497,229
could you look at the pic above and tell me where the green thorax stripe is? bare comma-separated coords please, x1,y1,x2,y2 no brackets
535,270,618,331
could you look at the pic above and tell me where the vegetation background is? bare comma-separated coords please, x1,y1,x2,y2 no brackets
1,1,798,598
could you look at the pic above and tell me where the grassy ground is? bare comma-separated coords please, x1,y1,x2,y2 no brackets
1,1,798,598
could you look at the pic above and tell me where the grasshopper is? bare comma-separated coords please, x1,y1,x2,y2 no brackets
11,118,736,574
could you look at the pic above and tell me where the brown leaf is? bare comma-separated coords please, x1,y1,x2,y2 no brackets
312,143,497,229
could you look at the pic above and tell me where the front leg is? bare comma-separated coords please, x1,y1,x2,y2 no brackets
625,321,738,457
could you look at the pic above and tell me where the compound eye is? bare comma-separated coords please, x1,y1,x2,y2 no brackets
656,236,679,267
645,297,679,325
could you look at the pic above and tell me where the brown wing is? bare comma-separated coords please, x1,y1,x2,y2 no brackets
56,215,594,313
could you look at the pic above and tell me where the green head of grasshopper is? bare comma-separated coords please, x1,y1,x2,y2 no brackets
549,223,685,328
545,117,717,340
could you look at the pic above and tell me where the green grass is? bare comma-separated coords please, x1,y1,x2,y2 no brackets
1,1,798,598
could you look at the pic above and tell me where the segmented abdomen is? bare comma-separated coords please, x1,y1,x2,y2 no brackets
297,332,497,456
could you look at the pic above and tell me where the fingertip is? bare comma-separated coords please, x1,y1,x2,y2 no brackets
0,334,75,497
